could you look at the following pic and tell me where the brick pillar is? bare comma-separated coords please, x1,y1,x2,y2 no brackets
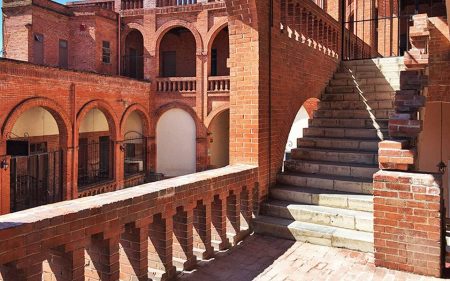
226,191,241,246
119,223,149,281
211,194,230,250
43,248,84,281
148,214,176,281
193,200,214,259
240,187,252,231
374,171,443,277
172,206,196,270
85,233,121,281
0,259,42,281
115,139,125,190
0,155,11,214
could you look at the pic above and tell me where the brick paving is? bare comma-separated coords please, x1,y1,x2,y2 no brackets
178,234,440,281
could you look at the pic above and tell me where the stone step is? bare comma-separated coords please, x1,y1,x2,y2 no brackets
253,215,374,253
261,200,373,232
329,77,400,87
334,70,401,80
308,118,388,129
291,148,378,165
318,100,394,110
326,84,399,94
297,137,379,152
321,91,395,102
270,185,373,212
303,127,386,140
277,171,374,194
313,109,393,119
341,57,404,67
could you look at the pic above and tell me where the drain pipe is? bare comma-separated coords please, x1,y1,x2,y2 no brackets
268,0,273,186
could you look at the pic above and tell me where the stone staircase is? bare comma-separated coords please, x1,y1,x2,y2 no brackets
254,57,405,253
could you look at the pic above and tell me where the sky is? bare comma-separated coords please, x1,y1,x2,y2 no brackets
0,0,74,56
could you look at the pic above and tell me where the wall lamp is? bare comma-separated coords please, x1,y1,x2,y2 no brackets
0,160,9,171
437,161,447,174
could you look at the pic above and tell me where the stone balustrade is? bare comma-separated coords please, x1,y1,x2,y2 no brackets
0,164,258,281
156,77,197,93
207,76,230,93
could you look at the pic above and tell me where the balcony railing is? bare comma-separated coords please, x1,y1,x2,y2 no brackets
207,76,230,93
156,77,197,93
0,165,258,280
121,0,143,9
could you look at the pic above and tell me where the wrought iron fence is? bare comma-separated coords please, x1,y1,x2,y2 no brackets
10,150,63,212
78,138,114,188
342,0,446,60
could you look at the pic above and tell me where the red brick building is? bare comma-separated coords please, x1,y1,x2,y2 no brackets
0,0,449,280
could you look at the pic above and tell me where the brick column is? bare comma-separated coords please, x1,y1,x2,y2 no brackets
173,206,197,270
193,199,214,259
119,223,149,281
0,155,11,214
115,139,125,190
226,191,241,246
374,171,443,277
0,259,43,281
85,233,121,281
240,187,252,231
148,214,176,281
211,194,231,250
43,248,84,281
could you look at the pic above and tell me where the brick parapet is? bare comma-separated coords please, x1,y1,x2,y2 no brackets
373,170,443,277
0,164,258,280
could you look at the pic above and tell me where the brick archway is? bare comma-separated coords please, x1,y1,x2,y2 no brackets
153,20,204,55
121,23,145,44
204,18,229,52
154,102,206,137
76,100,120,141
120,103,151,137
205,104,230,129
1,97,72,149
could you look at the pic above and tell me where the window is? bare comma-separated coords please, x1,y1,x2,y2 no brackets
30,142,47,155
102,41,111,64
59,39,68,68
162,51,176,77
33,33,44,65
211,49,218,76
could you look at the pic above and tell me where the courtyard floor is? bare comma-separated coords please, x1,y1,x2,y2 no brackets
178,234,441,281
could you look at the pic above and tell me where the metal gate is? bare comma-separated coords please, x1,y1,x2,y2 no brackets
10,150,64,212
342,0,446,60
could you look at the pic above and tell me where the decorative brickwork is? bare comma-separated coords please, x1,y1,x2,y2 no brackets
373,171,443,277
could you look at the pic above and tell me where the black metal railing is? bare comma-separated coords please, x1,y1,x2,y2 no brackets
78,139,114,188
10,150,64,212
341,0,446,60
123,137,147,178
121,55,144,80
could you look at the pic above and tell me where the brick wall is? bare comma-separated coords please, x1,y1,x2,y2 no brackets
225,0,340,197
374,171,443,277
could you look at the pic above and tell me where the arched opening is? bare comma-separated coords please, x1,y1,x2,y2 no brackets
285,98,319,161
209,26,229,77
156,108,196,177
123,29,144,79
123,111,147,179
7,106,64,212
77,108,113,188
208,109,229,168
159,27,196,77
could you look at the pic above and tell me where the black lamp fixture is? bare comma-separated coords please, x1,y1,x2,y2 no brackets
437,161,447,174
0,159,9,171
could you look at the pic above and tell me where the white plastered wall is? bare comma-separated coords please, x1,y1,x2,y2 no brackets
209,110,229,168
156,108,196,177
12,107,59,137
